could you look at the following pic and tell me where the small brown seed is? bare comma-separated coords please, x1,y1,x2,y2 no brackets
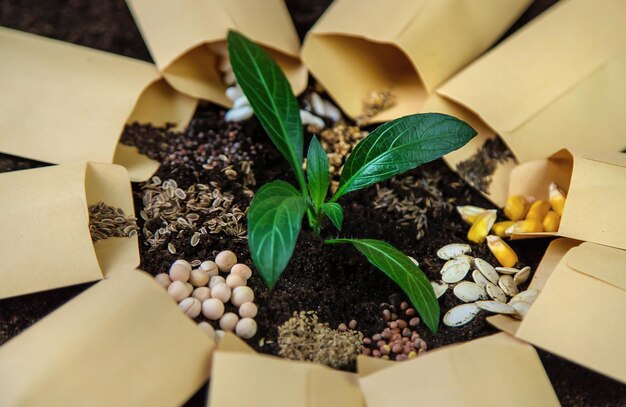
389,322,398,329
392,343,403,354
372,350,381,358
405,308,416,316
409,317,420,327
338,323,347,332
382,309,391,321
397,319,407,329
372,334,382,341
402,328,412,337
348,319,357,329
377,340,385,348
362,348,371,356
380,345,390,355
363,338,372,345
400,302,408,310
396,354,408,361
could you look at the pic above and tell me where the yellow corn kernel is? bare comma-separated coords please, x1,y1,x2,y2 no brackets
492,221,516,237
467,210,497,243
549,182,566,216
486,235,518,268
505,219,544,234
543,211,561,232
456,205,488,224
504,195,530,221
525,200,551,222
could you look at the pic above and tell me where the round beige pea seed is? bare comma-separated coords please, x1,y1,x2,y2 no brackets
173,259,192,271
154,273,172,289
215,250,237,272
211,283,231,303
215,330,225,340
235,318,257,339
200,260,219,277
192,287,211,302
179,297,201,318
231,286,254,307
167,281,189,302
185,282,194,294
238,302,258,318
219,312,239,331
226,273,246,289
209,275,226,289
189,269,210,287
197,321,216,340
230,263,252,280
202,298,225,320
169,261,190,282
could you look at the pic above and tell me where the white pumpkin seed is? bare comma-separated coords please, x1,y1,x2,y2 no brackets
475,258,499,284
476,300,517,314
511,301,531,319
443,303,480,327
431,281,449,299
436,243,471,260
486,282,507,303
453,282,488,302
472,269,490,289
509,289,540,305
495,267,520,275
441,258,471,283
514,266,531,285
498,275,519,297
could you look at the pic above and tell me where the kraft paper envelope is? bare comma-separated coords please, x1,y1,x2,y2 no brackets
488,238,581,335
208,333,364,407
301,0,531,122
506,149,626,250
515,242,626,383
0,270,215,406
359,333,559,407
435,0,626,201
0,162,139,299
126,0,307,105
0,27,197,181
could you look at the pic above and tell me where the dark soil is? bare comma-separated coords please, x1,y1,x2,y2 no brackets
0,1,624,406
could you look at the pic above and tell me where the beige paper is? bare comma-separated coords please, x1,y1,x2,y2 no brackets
516,242,626,383
507,149,626,250
0,27,197,181
435,0,626,202
0,162,139,299
0,270,214,406
359,333,559,407
126,0,307,104
302,0,531,122
208,333,364,407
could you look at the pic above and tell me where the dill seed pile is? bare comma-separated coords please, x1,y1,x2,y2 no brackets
277,311,363,369
319,124,368,192
356,89,396,125
455,137,516,194
89,202,138,242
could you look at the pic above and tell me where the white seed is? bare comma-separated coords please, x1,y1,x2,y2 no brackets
409,256,420,266
192,287,211,302
189,269,210,287
486,282,507,303
441,258,470,283
475,258,499,284
498,275,519,297
431,281,448,299
225,105,253,122
154,273,172,289
169,261,191,282
511,301,531,319
436,243,471,260
211,283,232,303
231,263,252,280
185,282,194,294
443,303,480,327
239,302,258,318
226,273,246,288
223,70,236,86
200,260,219,277
232,95,249,109
472,269,490,289
225,86,243,102
231,286,254,307
197,321,216,340
220,312,239,332
453,282,488,302
322,100,342,122
509,289,539,305
514,266,531,285
495,267,520,275
173,259,191,271
235,318,257,339
300,109,326,129
310,92,326,117
202,298,225,320
209,275,226,289
179,297,201,318
476,300,517,314
215,250,237,272
167,281,189,302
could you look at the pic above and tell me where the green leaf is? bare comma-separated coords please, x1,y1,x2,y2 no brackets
249,181,308,288
306,136,330,209
331,113,476,201
227,30,306,191
325,238,440,333
321,202,343,230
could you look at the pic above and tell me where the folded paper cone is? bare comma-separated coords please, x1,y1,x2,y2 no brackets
126,0,307,104
0,270,215,406
302,0,531,122
0,162,139,299
431,0,626,203
0,28,197,181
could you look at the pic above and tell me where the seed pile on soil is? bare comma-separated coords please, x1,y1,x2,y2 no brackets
89,202,138,242
455,137,516,194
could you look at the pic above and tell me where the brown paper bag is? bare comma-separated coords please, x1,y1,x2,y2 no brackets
515,242,626,383
0,162,139,299
506,149,626,250
0,270,215,406
208,333,364,407
433,0,626,203
126,0,307,105
358,333,559,406
301,0,531,122
0,27,197,182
